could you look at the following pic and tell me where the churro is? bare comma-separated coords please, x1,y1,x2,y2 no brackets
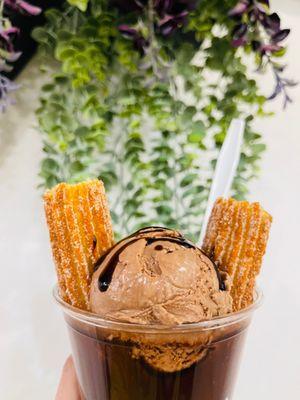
44,180,114,310
203,198,272,311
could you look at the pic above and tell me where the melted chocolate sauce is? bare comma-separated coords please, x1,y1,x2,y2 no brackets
96,227,176,291
131,226,172,236
97,237,140,292
199,248,226,291
217,272,226,291
145,236,195,249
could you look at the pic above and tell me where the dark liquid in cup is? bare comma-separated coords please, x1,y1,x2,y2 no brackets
67,318,248,400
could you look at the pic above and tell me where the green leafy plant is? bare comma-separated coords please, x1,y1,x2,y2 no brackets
33,0,293,240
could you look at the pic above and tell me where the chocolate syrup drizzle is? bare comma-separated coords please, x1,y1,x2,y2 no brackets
96,237,140,292
95,226,225,293
146,236,195,249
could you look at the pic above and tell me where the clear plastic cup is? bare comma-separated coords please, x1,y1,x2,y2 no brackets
54,287,262,400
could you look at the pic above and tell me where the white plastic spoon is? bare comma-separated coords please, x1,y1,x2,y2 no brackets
198,118,245,245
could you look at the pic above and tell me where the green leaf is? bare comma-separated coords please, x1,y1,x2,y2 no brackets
180,173,198,187
44,175,60,189
55,46,77,61
153,145,174,156
67,0,89,12
57,30,73,41
45,8,62,24
272,48,287,58
182,185,205,197
110,210,119,224
42,84,55,92
160,167,175,177
251,143,267,154
124,199,140,213
156,205,173,215
70,161,85,173
54,74,69,85
188,121,206,143
74,126,89,137
31,27,50,44
41,158,60,173
181,106,197,125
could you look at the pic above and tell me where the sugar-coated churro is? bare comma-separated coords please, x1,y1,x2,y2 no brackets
203,198,272,311
44,180,114,310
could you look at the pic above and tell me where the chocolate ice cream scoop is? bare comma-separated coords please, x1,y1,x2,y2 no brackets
90,227,232,324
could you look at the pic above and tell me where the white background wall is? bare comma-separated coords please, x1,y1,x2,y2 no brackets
1,1,300,398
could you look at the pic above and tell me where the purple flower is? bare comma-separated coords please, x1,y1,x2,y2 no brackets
0,27,20,39
260,43,282,54
154,0,195,17
17,0,42,15
250,7,265,22
4,0,42,15
254,2,268,14
228,1,249,17
271,29,290,44
0,74,19,112
232,23,247,39
262,13,281,33
231,37,247,48
158,10,188,35
0,49,22,63
268,66,297,108
0,27,20,52
134,36,149,54
231,23,248,47
258,0,269,7
154,0,173,17
118,25,149,54
118,25,139,39
116,0,194,40
0,0,41,112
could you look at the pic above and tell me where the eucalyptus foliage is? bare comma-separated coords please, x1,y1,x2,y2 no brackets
33,0,292,240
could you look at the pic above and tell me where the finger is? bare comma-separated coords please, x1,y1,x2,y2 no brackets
55,356,82,400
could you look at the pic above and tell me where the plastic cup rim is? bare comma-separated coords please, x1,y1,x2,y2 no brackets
53,285,263,334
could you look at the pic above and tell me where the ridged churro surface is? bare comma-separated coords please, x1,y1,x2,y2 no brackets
203,198,272,311
44,180,114,310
